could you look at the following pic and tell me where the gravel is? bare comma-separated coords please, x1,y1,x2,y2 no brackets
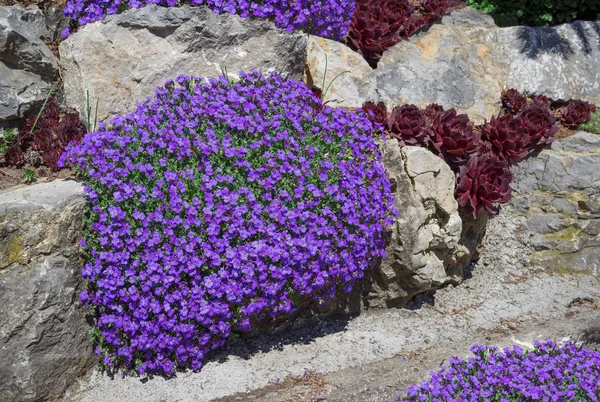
63,207,600,402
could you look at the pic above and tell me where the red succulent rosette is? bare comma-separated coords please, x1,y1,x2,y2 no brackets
501,88,528,114
479,113,530,165
388,104,428,146
456,152,513,218
559,100,596,129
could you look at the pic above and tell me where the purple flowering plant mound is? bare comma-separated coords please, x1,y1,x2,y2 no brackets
62,0,355,40
59,70,396,375
398,340,600,402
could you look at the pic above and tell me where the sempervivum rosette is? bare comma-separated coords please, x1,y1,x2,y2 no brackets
361,101,388,128
501,88,527,114
419,0,463,23
388,104,428,146
559,100,597,129
429,108,480,167
345,0,414,65
518,103,558,149
479,113,530,165
456,153,513,218
532,94,552,109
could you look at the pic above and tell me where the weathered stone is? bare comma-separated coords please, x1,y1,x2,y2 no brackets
311,12,600,125
0,5,58,123
366,141,481,307
509,132,600,275
305,36,372,108
59,5,308,124
441,7,497,27
0,180,94,402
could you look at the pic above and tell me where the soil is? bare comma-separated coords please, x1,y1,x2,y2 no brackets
0,165,74,192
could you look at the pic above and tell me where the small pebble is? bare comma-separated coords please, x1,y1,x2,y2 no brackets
508,322,518,330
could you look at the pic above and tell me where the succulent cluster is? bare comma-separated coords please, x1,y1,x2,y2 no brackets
60,70,396,375
363,89,596,218
1,97,86,172
62,0,355,40
560,100,597,129
399,340,600,401
345,0,464,66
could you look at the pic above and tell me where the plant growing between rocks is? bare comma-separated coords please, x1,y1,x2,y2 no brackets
60,70,396,375
361,89,595,218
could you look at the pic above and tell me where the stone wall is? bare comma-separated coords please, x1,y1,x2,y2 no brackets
0,180,95,402
509,132,600,275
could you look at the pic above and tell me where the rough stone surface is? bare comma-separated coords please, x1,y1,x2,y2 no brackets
59,5,308,124
304,36,372,108
313,9,600,124
368,142,474,307
509,132,600,275
0,180,94,402
0,5,59,123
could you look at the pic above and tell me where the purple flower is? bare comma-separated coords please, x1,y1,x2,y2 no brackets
61,70,396,375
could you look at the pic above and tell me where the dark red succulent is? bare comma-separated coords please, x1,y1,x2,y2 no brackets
388,104,428,146
4,145,24,166
559,100,597,129
419,0,463,23
423,103,445,123
518,104,558,149
501,88,528,114
3,97,87,172
532,94,553,109
429,108,480,167
456,152,513,218
345,0,414,66
401,14,427,38
479,113,530,165
361,101,388,128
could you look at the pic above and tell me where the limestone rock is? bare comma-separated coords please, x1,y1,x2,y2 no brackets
367,141,475,307
59,5,308,124
510,132,600,276
305,36,372,108
0,180,94,402
314,11,600,125
0,5,58,123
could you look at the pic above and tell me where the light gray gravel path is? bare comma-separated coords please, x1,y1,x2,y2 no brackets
63,209,600,402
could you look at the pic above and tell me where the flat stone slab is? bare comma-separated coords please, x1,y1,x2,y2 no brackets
0,180,84,215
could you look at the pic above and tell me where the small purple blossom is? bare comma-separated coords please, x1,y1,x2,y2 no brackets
60,70,396,375
62,0,355,40
398,340,600,401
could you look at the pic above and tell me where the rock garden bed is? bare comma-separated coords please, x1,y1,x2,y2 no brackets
1,0,599,401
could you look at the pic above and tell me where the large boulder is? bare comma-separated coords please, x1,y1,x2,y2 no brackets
307,8,600,124
0,180,94,402
0,5,59,124
510,132,600,275
366,141,475,307
59,5,308,124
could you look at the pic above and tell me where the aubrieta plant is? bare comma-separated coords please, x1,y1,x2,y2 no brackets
60,70,396,375
62,0,355,40
397,340,600,401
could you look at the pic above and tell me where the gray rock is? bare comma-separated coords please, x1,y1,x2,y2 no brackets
316,17,600,125
59,5,308,124
0,180,94,402
441,6,497,27
0,5,59,122
305,36,372,108
509,132,600,275
366,141,479,307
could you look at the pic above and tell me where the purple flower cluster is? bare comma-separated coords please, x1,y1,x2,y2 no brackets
60,70,395,375
399,340,600,401
62,0,355,40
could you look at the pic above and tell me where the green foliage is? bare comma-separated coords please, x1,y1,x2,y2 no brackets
580,108,600,134
0,128,16,154
466,0,600,26
22,169,37,184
